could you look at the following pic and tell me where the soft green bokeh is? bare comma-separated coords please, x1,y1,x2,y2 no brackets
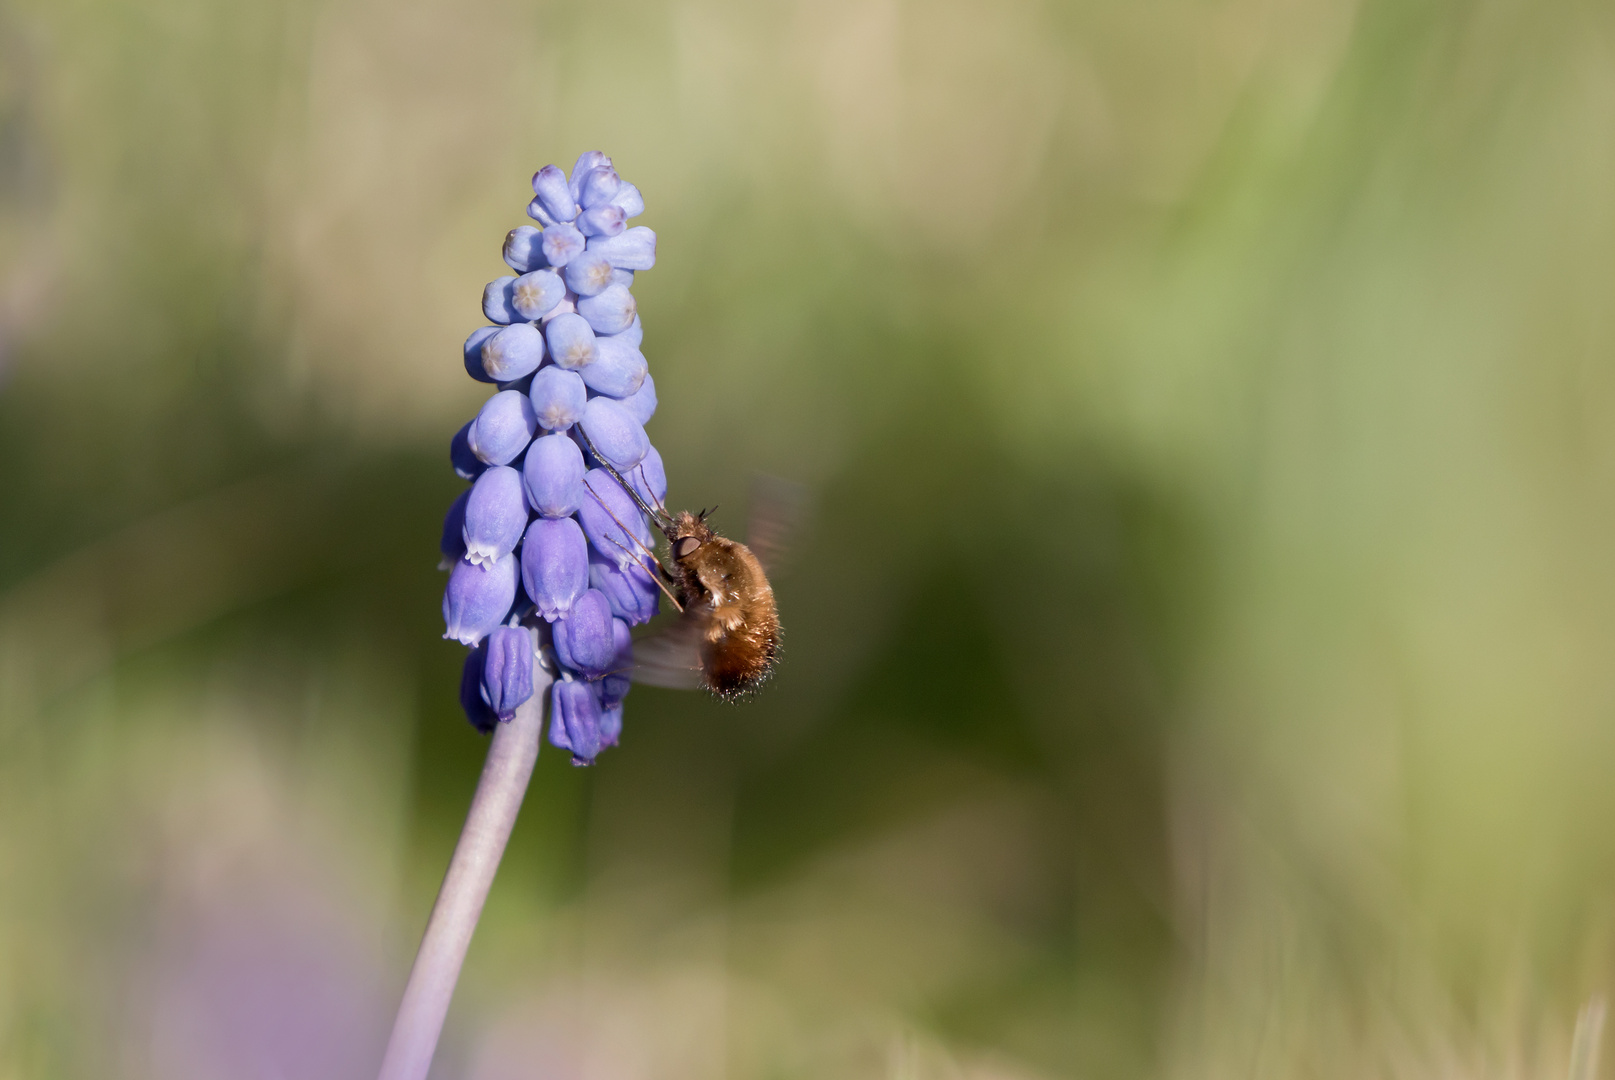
3,0,1615,1076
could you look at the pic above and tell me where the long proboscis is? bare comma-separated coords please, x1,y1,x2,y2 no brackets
573,428,673,536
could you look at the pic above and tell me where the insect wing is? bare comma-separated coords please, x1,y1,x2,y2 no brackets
629,603,710,690
745,474,809,575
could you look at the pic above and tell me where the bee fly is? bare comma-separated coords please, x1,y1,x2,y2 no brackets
575,432,789,701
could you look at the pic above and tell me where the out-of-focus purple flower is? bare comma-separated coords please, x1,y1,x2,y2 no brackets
464,326,500,383
520,516,588,621
577,283,636,335
468,390,538,466
441,490,471,568
586,226,656,270
511,270,565,321
581,334,647,398
549,679,607,763
590,549,659,625
541,223,586,267
578,466,654,570
522,432,586,517
552,589,615,677
563,251,615,297
483,277,519,324
579,397,649,470
576,204,626,238
480,323,546,381
459,646,499,733
544,312,597,370
451,423,485,481
528,366,587,430
481,626,535,721
531,164,578,223
463,465,528,567
503,225,547,272
443,553,518,645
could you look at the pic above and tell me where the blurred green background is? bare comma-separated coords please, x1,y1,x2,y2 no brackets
4,0,1615,1076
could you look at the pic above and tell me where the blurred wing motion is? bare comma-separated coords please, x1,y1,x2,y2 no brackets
630,601,710,690
744,473,810,575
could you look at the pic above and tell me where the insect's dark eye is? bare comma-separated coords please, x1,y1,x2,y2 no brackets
674,536,701,558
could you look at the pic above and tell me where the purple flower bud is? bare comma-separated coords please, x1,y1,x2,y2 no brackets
440,489,471,567
468,390,538,466
550,679,607,763
522,431,585,517
611,182,644,218
615,315,643,348
589,549,660,625
580,333,647,397
504,226,547,273
464,326,500,383
480,323,546,381
544,312,598,370
578,166,622,208
621,371,657,425
531,164,579,223
443,552,518,645
526,197,556,228
540,294,576,325
563,251,616,297
576,204,626,238
580,397,649,470
552,588,615,677
511,270,565,320
569,152,610,199
520,515,588,621
481,625,535,721
627,443,667,508
601,618,633,709
528,366,587,430
576,283,636,335
460,647,499,733
541,223,586,267
483,276,520,324
579,467,654,569
451,422,486,480
463,465,529,567
610,268,635,288
586,226,656,271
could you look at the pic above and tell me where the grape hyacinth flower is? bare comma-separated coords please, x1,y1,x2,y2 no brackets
379,153,664,1080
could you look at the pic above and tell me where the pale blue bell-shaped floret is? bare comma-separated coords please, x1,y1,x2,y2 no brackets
522,431,586,517
578,166,621,208
576,204,626,239
504,225,547,273
563,251,616,297
460,647,499,733
579,397,649,470
579,467,654,570
463,465,529,567
586,226,656,270
511,270,565,320
568,152,610,200
622,371,656,425
480,323,546,381
627,443,667,508
589,549,660,625
468,390,538,466
481,625,536,721
483,276,520,324
544,312,598,370
553,588,616,677
443,552,519,645
581,334,647,398
541,222,586,268
577,283,636,335
464,326,500,382
550,679,607,764
520,515,589,621
451,422,485,480
531,164,578,223
610,182,644,219
528,366,587,430
440,489,471,567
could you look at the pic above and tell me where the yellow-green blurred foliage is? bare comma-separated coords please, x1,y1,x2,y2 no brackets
3,0,1615,1076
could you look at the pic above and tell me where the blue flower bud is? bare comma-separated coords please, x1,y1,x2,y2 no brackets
563,251,616,297
579,397,649,470
579,467,654,569
528,366,587,430
610,182,644,219
504,226,547,273
443,552,519,645
569,152,610,199
522,431,586,517
576,283,636,335
549,679,607,763
586,226,656,271
541,223,586,267
578,166,622,208
627,443,667,508
480,323,546,381
614,315,643,349
464,326,500,383
576,204,626,238
544,312,598,370
441,489,471,567
530,164,579,223
511,270,565,321
481,625,535,721
526,197,556,228
622,371,657,425
552,588,615,677
451,422,486,480
460,647,499,733
601,618,633,708
610,268,635,289
589,548,660,625
468,390,538,466
520,515,588,621
463,465,529,567
483,276,520,324
540,294,576,325
580,333,647,397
